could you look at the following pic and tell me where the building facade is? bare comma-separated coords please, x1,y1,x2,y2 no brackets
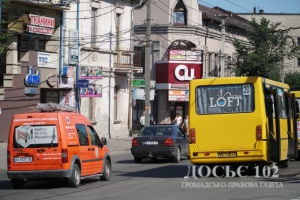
132,0,250,126
238,9,300,80
64,0,142,139
0,0,70,141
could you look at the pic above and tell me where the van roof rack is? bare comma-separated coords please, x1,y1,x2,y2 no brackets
32,102,77,113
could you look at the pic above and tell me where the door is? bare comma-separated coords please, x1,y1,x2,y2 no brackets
75,124,92,175
87,125,103,174
265,89,280,162
285,93,298,159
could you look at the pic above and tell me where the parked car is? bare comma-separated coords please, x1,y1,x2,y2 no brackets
7,103,111,189
131,124,189,163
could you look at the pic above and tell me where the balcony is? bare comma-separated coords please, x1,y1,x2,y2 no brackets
113,50,143,74
10,0,71,10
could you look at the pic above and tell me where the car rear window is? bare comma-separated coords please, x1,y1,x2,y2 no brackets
13,125,58,148
140,127,172,136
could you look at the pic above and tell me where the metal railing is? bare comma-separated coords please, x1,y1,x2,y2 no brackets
113,50,142,68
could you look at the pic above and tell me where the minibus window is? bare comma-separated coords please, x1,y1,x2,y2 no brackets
277,88,287,118
13,125,58,148
195,84,254,114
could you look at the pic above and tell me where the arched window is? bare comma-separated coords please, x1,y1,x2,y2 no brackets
173,0,187,25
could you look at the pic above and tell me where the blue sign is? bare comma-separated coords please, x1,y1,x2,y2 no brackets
24,87,38,94
76,79,89,88
25,66,40,87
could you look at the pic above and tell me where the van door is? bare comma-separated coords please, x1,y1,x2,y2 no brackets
285,93,298,159
75,124,92,175
87,125,103,174
265,89,280,162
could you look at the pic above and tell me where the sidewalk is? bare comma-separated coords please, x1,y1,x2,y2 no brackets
0,136,134,154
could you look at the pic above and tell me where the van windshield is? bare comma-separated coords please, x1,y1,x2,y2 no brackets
196,84,254,114
13,125,58,148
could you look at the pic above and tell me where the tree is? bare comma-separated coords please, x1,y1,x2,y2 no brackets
0,0,13,55
232,17,300,81
284,72,300,89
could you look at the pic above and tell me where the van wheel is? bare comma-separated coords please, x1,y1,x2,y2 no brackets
100,159,111,181
68,164,81,188
173,147,181,163
11,179,25,189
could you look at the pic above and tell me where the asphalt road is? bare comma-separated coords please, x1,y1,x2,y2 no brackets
1,150,300,200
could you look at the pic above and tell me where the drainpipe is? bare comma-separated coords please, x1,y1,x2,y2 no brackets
108,4,113,139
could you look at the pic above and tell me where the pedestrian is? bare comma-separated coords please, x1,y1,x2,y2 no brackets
150,116,156,125
173,113,182,127
140,111,145,128
183,114,188,134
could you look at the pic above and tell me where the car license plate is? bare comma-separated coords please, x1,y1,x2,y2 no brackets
143,141,158,145
218,152,237,158
14,157,33,163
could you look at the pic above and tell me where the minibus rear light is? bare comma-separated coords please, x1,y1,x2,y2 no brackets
256,125,262,141
190,128,196,143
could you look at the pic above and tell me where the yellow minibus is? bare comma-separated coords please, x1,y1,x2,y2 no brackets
189,77,298,169
291,89,300,156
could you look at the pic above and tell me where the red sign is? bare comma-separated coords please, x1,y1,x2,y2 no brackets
27,14,55,36
156,61,202,84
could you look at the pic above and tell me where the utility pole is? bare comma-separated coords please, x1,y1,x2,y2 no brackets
220,17,226,77
144,0,151,126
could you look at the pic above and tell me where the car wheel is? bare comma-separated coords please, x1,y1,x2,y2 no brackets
68,164,81,188
173,147,181,163
11,179,25,189
134,156,142,163
100,159,111,181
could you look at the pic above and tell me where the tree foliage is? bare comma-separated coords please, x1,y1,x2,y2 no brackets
284,72,300,89
232,17,300,81
0,0,13,55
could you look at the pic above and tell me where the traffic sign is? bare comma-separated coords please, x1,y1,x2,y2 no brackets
76,79,89,88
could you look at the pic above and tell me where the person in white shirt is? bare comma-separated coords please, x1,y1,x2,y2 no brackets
173,113,182,127
140,111,145,128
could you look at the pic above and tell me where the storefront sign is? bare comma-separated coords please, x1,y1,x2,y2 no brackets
168,90,189,101
80,66,102,79
133,79,145,87
80,84,102,97
59,91,75,106
69,48,78,65
169,50,202,61
25,66,40,87
38,52,58,68
174,65,195,81
27,14,55,36
156,61,202,89
132,88,155,100
24,87,38,94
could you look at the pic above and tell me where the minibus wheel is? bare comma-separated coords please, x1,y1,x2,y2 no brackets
11,179,25,189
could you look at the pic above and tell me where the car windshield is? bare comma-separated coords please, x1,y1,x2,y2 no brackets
140,127,172,136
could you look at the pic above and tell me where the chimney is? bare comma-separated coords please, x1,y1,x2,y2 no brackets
253,7,256,13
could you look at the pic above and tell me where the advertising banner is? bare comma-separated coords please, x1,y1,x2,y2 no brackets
80,84,102,97
80,66,102,79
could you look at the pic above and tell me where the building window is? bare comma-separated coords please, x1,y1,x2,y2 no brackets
91,7,97,47
173,0,187,25
298,58,300,67
115,13,121,50
114,85,120,120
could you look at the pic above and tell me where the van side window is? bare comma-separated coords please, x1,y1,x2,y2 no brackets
87,125,101,146
76,124,89,146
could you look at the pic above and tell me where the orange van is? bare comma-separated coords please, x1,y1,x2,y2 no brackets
7,103,111,189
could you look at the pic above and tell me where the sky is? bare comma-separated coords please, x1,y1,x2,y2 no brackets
198,0,300,14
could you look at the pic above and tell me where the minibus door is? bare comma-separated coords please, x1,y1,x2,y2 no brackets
265,89,280,162
285,93,298,159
